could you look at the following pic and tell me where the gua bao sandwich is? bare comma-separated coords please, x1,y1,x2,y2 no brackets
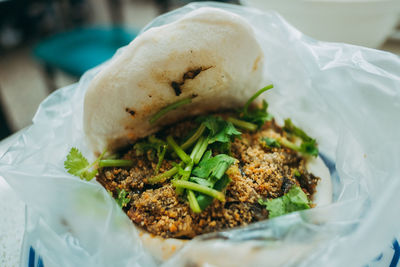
64,7,332,261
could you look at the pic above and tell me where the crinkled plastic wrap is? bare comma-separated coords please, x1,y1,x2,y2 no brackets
1,2,400,267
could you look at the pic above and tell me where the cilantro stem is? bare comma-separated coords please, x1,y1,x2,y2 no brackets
147,166,179,184
176,161,194,195
176,136,204,195
187,190,202,213
172,180,225,201
167,135,192,164
227,117,258,131
181,124,206,151
99,159,133,168
244,84,273,115
190,136,204,159
193,136,209,164
276,137,301,152
154,144,167,174
149,97,192,124
91,148,107,168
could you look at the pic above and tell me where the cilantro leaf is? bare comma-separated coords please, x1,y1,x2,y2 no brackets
211,141,231,155
241,100,273,127
258,197,285,218
299,139,319,157
196,174,231,210
284,186,310,212
115,188,130,208
197,116,241,144
192,154,236,182
262,137,281,148
64,147,98,181
259,185,310,218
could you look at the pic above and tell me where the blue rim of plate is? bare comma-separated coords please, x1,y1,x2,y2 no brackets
27,240,400,267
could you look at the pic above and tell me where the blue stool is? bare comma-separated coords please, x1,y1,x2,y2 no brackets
33,26,138,91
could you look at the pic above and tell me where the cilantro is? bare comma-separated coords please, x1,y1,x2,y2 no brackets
192,154,236,183
262,137,281,148
134,135,169,171
172,180,225,201
196,175,231,210
226,85,274,131
187,190,201,213
211,141,231,155
154,144,167,174
115,188,130,208
197,116,241,144
299,139,319,157
241,99,273,127
181,124,206,151
227,117,258,132
147,164,180,184
273,136,319,157
258,185,310,218
134,135,165,156
283,119,312,142
190,176,214,188
243,84,274,115
64,147,104,181
167,135,192,164
99,159,133,168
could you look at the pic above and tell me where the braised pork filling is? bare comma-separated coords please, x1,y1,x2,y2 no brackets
96,117,319,239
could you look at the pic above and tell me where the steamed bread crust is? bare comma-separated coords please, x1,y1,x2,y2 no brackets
84,7,264,154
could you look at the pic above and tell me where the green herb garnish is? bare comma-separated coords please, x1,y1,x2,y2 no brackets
282,119,319,156
116,188,130,208
198,115,241,144
192,154,236,183
243,84,274,115
181,124,206,151
258,185,310,218
154,144,167,174
241,100,273,127
262,137,281,148
147,165,180,184
187,190,201,213
227,117,258,131
149,97,192,124
172,180,225,201
167,135,192,164
64,147,106,181
195,175,231,210
99,159,133,168
283,118,313,142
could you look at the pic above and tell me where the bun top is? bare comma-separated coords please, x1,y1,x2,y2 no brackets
84,7,264,154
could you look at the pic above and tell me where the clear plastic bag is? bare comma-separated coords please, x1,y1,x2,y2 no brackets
1,2,400,267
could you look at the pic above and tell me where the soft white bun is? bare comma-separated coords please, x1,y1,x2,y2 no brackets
139,155,332,262
84,7,264,154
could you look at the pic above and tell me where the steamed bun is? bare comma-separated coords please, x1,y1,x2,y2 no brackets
84,7,264,154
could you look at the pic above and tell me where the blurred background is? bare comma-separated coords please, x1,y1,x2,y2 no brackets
0,0,399,141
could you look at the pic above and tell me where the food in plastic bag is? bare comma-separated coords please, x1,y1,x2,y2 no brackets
79,7,334,261
1,2,400,267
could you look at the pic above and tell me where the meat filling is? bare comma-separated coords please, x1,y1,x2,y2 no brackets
96,117,319,239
